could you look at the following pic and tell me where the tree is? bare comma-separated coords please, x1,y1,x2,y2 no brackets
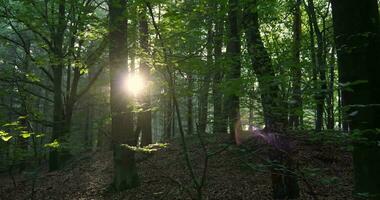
212,1,226,134
187,74,194,135
0,0,107,171
224,0,241,138
197,0,213,135
305,0,328,132
331,0,380,198
289,0,303,129
138,6,152,146
243,0,299,198
109,0,139,190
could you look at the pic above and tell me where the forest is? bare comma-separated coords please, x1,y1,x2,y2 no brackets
0,0,379,199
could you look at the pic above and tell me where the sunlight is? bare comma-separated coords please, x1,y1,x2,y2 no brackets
123,73,146,96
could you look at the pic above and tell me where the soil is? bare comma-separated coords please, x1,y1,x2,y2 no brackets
0,133,354,200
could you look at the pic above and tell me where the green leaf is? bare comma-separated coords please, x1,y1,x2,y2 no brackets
44,139,60,149
121,143,168,153
18,115,28,120
3,121,19,127
20,131,31,139
0,130,8,136
1,135,12,142
25,73,40,82
0,130,12,141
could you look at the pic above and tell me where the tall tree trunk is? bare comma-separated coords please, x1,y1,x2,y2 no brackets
138,6,152,146
331,0,380,198
109,0,139,190
224,0,241,138
243,1,299,198
49,0,67,171
198,8,213,135
289,0,303,129
187,74,194,135
84,101,91,148
305,0,327,132
50,65,64,171
248,98,254,132
327,47,335,130
164,91,173,140
212,2,226,134
243,3,286,130
306,10,318,128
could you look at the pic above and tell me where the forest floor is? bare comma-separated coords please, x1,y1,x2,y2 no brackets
0,132,353,200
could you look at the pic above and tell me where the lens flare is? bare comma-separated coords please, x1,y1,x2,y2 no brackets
124,73,145,96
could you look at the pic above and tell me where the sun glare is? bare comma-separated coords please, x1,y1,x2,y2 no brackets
124,73,145,96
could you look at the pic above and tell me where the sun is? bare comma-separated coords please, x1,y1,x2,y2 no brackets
124,73,146,96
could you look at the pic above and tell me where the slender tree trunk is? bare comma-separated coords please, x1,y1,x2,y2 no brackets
248,99,254,132
305,0,327,132
198,12,213,135
84,102,91,148
289,0,302,129
172,100,176,137
187,74,194,135
164,91,172,140
109,0,139,190
83,64,97,149
212,2,226,134
331,0,380,198
327,47,335,130
306,10,318,127
138,6,152,146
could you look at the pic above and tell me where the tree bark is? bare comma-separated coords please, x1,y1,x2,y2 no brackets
224,0,241,138
243,1,299,198
138,6,152,147
243,2,286,130
331,0,380,198
305,0,327,132
212,2,226,134
109,0,139,190
198,6,213,135
289,0,303,129
327,47,335,130
187,74,194,135
49,0,66,171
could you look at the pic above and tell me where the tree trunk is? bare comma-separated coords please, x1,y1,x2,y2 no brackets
109,0,139,190
198,14,213,135
138,7,152,147
224,0,241,138
243,2,286,130
243,1,299,198
164,91,173,140
289,0,302,129
327,47,335,130
331,0,380,198
49,66,64,171
305,0,327,132
49,0,67,171
187,74,194,135
212,2,226,134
